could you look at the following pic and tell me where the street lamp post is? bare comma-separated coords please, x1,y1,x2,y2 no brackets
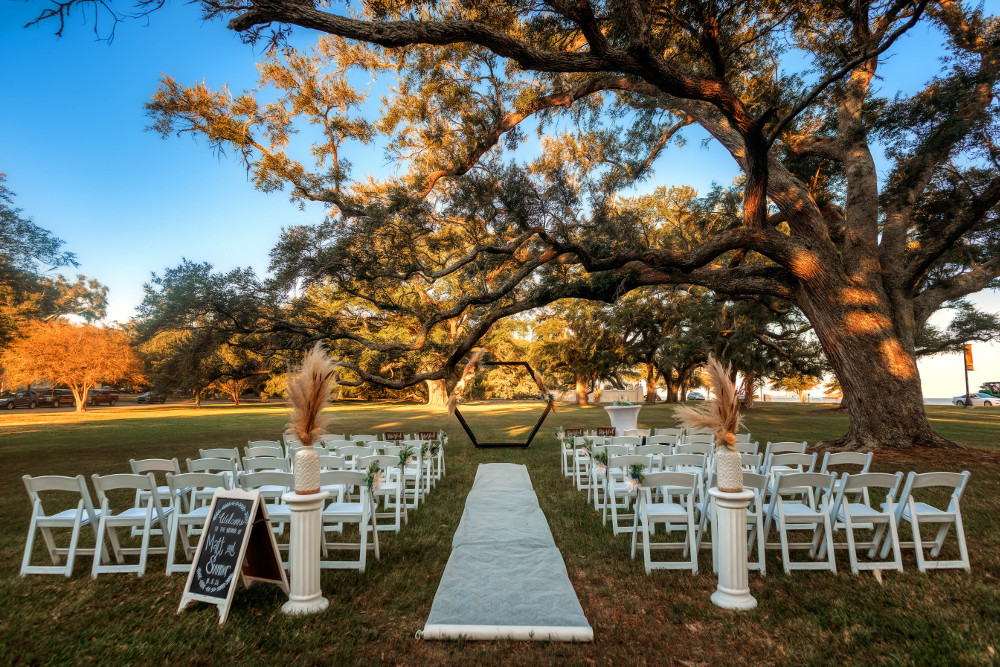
963,344,974,408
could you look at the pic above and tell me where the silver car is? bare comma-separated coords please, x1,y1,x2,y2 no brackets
953,393,997,407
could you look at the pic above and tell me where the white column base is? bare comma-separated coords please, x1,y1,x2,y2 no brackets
708,488,757,611
281,491,329,616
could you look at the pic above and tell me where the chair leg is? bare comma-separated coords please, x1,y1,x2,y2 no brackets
65,517,82,577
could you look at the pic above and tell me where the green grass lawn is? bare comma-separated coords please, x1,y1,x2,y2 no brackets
2,401,999,664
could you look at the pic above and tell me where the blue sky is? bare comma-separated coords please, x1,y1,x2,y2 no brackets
1,2,997,396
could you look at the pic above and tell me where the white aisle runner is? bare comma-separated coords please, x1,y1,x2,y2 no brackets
420,463,593,642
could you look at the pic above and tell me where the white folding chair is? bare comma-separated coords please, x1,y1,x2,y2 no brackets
239,471,293,541
242,456,291,473
734,440,759,455
763,472,836,573
560,428,586,477
651,429,683,447
883,471,971,572
246,443,283,458
604,454,653,534
824,472,904,575
199,448,242,471
734,432,752,443
357,454,405,531
129,458,183,524
610,435,643,450
320,470,379,570
763,453,818,503
21,475,105,577
319,454,345,470
186,457,238,491
337,445,375,470
740,453,763,473
589,445,629,509
820,452,873,505
91,473,171,577
634,444,672,472
684,434,715,447
631,471,699,574
763,441,807,462
164,472,230,575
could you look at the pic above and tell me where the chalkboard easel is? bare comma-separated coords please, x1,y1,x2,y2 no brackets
178,488,289,624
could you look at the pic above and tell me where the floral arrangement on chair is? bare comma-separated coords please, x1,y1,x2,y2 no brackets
420,441,429,460
581,437,595,458
594,449,609,476
398,444,416,469
363,460,383,495
675,355,745,492
429,439,442,457
625,463,646,492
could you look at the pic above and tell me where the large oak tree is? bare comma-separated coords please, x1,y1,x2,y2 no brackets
35,0,1000,448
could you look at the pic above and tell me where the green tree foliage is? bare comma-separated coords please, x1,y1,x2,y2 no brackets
0,175,107,350
37,1,1000,449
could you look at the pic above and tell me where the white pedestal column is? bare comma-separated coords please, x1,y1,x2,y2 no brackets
708,488,757,611
281,490,329,616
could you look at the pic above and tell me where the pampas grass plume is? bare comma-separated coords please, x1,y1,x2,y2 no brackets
675,355,744,450
286,342,337,447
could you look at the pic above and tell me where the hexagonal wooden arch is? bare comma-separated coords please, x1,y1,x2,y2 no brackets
452,361,553,448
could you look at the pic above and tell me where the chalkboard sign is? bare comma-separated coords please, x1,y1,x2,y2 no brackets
383,431,405,441
178,489,288,624
596,427,616,437
564,428,586,437
418,431,439,440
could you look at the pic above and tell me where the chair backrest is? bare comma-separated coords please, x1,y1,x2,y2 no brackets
609,454,653,471
318,469,366,489
318,454,345,470
166,472,230,505
242,456,291,473
820,451,873,474
318,434,347,444
772,471,835,496
574,436,605,448
610,436,642,448
129,458,181,475
660,453,707,470
687,427,712,435
199,448,241,468
623,428,650,437
337,446,375,462
22,474,99,521
765,452,817,473
676,442,713,456
742,472,768,493
246,444,283,458
239,471,294,493
320,439,354,451
898,470,971,511
739,453,762,472
283,434,302,448
639,470,698,494
358,454,399,473
248,439,282,449
838,471,903,494
645,434,677,447
684,434,715,446
734,432,752,442
734,440,759,455
351,434,378,442
634,444,672,457
92,473,158,509
186,457,238,477
764,441,808,458
653,427,683,438
604,445,631,457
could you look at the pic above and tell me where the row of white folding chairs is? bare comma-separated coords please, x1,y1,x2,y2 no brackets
249,438,447,483
624,465,971,576
21,457,408,578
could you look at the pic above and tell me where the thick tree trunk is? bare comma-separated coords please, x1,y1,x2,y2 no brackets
194,389,202,409
575,376,589,406
798,279,957,450
425,378,448,407
644,362,657,404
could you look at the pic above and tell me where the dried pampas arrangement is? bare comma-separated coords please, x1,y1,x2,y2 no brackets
675,355,744,451
286,342,337,448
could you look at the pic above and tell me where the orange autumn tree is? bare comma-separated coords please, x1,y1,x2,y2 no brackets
4,321,144,412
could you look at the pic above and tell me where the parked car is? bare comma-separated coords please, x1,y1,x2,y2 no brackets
953,393,996,407
685,391,706,401
136,391,166,404
35,388,76,408
0,389,38,410
86,388,119,406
